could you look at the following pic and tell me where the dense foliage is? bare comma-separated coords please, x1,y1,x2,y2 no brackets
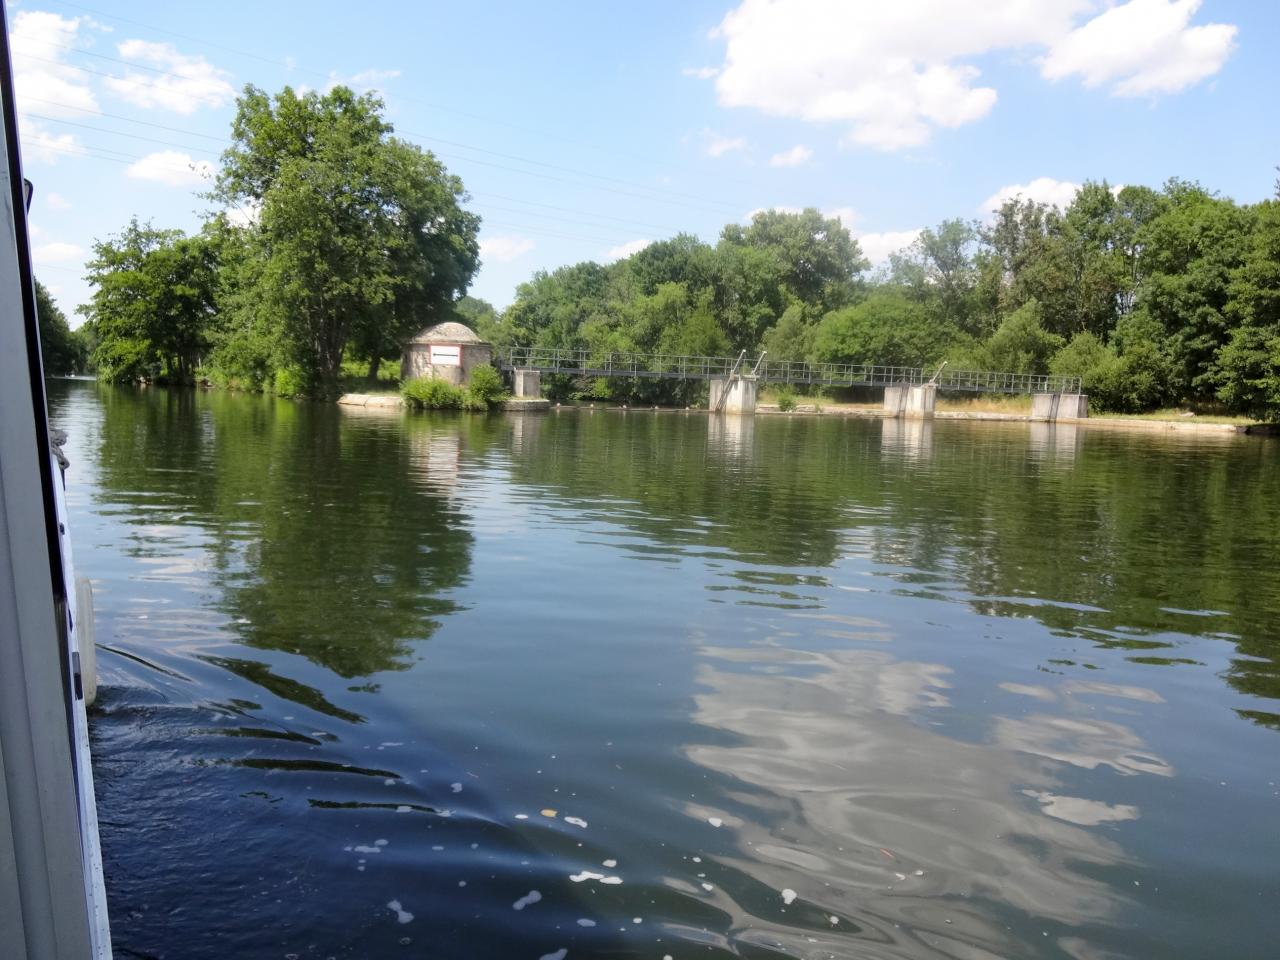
401,365,509,412
78,85,480,397
35,278,88,375
484,180,1280,417
73,95,1279,417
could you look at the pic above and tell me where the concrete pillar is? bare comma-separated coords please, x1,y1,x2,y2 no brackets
1033,393,1090,421
708,377,728,411
1060,394,1089,419
1032,392,1059,421
883,383,909,416
709,376,758,414
905,383,936,418
513,368,541,398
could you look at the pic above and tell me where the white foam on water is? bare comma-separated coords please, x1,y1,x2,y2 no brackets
708,817,723,828
692,856,701,863
396,806,411,813
632,917,642,924
782,888,797,905
576,918,596,927
387,900,414,924
602,859,617,867
431,845,444,851
564,817,588,828
539,950,567,960
600,876,622,885
375,839,388,846
569,871,603,883
381,742,403,747
458,880,467,887
701,882,714,892
513,890,542,911
352,846,381,854
830,916,840,925
451,782,463,793
383,779,395,785
515,814,529,820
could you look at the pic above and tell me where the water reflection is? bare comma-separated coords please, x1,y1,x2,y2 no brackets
43,383,1280,959
880,416,934,461
687,641,1168,956
1028,421,1080,463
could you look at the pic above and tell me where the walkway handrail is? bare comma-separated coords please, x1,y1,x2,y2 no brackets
497,346,1081,395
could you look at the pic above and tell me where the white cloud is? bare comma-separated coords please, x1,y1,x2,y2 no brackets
480,235,535,263
702,129,747,158
707,0,1237,151
603,239,651,262
104,39,234,114
743,205,802,222
10,11,100,118
45,192,72,210
769,144,813,168
683,66,721,80
857,229,923,266
326,68,401,94
980,176,1081,215
825,206,859,228
1043,0,1236,96
22,121,86,164
126,150,215,187
32,241,84,266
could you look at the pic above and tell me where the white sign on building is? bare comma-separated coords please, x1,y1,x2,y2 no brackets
429,345,461,366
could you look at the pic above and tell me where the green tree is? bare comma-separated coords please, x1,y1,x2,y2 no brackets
81,219,218,383
813,290,956,368
35,279,85,375
215,85,480,395
720,208,867,313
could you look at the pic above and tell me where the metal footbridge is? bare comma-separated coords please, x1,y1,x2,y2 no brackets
497,347,1081,395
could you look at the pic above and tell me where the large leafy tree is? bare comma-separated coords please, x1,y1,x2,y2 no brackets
215,85,480,394
35,279,85,375
81,219,218,383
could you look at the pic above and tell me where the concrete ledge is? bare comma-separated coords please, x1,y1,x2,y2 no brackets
504,398,551,411
338,393,404,408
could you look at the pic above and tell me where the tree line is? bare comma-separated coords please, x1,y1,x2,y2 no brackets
54,81,1280,417
477,179,1280,417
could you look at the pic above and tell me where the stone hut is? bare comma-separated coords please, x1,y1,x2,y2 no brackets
400,321,493,386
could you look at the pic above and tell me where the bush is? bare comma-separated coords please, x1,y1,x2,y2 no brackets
775,386,797,411
464,365,509,409
401,376,466,409
272,366,308,398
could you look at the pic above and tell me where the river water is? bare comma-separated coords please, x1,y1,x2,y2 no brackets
47,380,1280,960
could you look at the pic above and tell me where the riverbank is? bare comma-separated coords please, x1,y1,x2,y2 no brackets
340,392,1275,436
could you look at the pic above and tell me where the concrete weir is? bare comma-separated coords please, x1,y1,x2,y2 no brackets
1032,392,1090,421
883,383,937,418
709,375,759,414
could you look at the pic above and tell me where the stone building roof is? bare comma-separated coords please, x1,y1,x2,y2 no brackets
407,321,485,345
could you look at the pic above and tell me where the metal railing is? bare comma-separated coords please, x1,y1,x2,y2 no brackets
496,347,1082,395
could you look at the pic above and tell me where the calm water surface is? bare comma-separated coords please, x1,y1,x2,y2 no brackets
47,381,1280,960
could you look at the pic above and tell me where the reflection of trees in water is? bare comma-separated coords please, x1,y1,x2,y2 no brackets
507,412,1280,719
89,386,476,680
688,642,1168,956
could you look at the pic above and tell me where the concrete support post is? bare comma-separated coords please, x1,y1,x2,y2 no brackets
1033,393,1089,421
709,376,758,414
513,368,541,399
708,377,727,411
883,383,909,416
905,383,937,418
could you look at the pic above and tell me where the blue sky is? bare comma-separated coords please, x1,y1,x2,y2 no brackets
13,0,1279,323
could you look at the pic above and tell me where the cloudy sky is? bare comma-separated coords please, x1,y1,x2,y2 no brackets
12,0,1277,321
